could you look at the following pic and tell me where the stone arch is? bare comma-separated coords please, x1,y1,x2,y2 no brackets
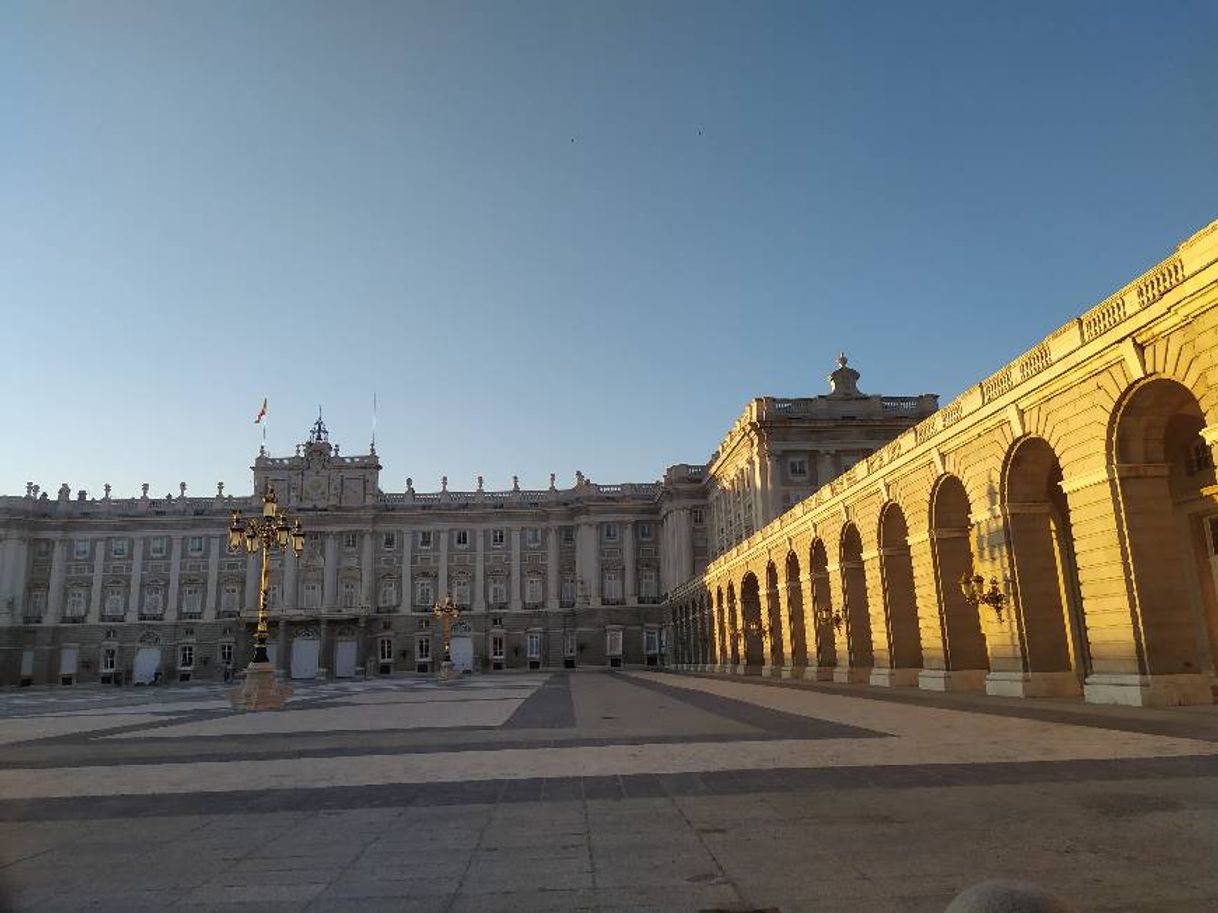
878,502,924,674
930,474,990,673
764,561,784,669
809,539,837,669
1108,376,1218,680
839,524,875,671
785,550,809,669
739,571,766,671
1002,436,1088,690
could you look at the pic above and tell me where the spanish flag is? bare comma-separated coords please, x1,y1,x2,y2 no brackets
254,398,268,424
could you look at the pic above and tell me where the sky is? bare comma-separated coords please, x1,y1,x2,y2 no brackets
2,1,1216,499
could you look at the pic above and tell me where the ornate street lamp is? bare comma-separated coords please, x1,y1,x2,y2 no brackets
959,571,1007,622
227,484,304,710
814,604,843,633
432,594,461,679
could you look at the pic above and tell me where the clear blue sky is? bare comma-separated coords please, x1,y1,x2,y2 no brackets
2,1,1216,498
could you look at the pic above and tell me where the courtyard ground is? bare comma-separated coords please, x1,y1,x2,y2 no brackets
1,670,1217,912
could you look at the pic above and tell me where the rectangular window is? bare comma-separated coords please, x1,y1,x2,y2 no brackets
341,580,358,608
66,589,86,616
342,532,358,550
491,635,505,660
640,570,658,599
644,629,659,655
379,580,396,607
692,508,705,525
73,540,90,560
382,532,397,551
111,538,129,559
603,570,622,602
789,459,808,477
561,527,575,545
182,586,202,614
490,579,507,606
149,537,167,559
639,522,653,541
525,576,543,605
564,631,577,658
525,528,541,547
267,584,281,607
379,638,394,662
561,578,576,606
491,529,505,548
221,584,239,613
35,540,50,559
220,643,234,667
604,522,619,542
416,579,434,607
416,637,431,660
101,647,117,672
143,587,163,614
453,579,471,607
455,529,469,548
527,632,541,660
606,628,623,657
179,644,194,668
104,590,124,616
303,583,321,609
188,536,205,556
417,617,431,631
418,530,433,549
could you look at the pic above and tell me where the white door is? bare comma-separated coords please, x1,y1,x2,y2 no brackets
291,638,319,680
133,647,160,684
334,640,357,678
59,647,78,678
450,636,473,672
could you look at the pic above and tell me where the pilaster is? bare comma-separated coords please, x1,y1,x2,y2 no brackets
623,522,637,603
166,535,183,622
125,537,144,623
474,526,486,610
509,528,522,611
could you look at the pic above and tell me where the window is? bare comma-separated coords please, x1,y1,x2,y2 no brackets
104,589,124,616
455,529,469,548
525,528,541,547
303,583,321,609
692,508,704,525
101,648,117,672
527,632,542,660
561,527,575,545
418,530,433,549
564,631,577,658
561,578,576,606
640,569,658,600
489,579,507,606
379,580,396,607
453,579,471,607
491,615,503,627
604,522,619,542
188,536,205,557
416,579,434,607
179,644,194,669
341,580,358,609
525,576,543,605
267,584,281,607
220,643,234,667
789,458,808,477
491,635,505,660
379,638,394,662
644,629,659,656
382,532,397,551
639,522,653,541
29,590,47,614
73,540,90,560
342,532,358,550
417,617,431,631
143,587,164,615
65,588,86,616
111,538,129,559
606,628,623,657
603,570,622,603
221,584,240,613
149,537,167,559
416,637,431,660
182,586,202,615
35,540,50,559
491,529,505,548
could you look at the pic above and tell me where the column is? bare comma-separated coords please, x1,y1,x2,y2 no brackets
399,528,412,611
862,548,899,686
361,532,375,609
907,529,948,689
576,522,601,606
46,538,67,620
439,529,449,598
205,536,220,620
284,541,299,609
509,528,522,611
816,451,836,488
575,522,591,604
677,508,693,583
474,526,486,610
87,540,104,623
545,526,559,610
244,549,259,612
623,522,637,603
323,533,338,609
165,535,183,621
125,537,144,622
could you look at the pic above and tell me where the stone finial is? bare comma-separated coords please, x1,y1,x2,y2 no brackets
179,482,187,498
827,352,863,397
441,475,448,492
58,483,70,501
477,475,484,491
406,477,414,493
575,470,585,486
103,483,111,500
333,445,340,456
217,482,224,497
32,484,40,499
549,472,556,490
77,490,86,502
140,483,149,499
512,475,520,491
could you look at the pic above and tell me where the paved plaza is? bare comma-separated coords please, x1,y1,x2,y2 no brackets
2,673,1218,912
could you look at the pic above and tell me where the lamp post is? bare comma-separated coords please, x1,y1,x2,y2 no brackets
226,484,305,710
432,594,461,680
959,571,1007,622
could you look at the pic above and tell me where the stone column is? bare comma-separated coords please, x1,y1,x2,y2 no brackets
774,579,793,677
361,532,375,609
46,538,67,620
284,541,299,610
474,526,486,610
439,529,449,598
323,534,338,609
125,537,144,622
509,528,522,611
166,536,183,622
545,526,559,610
317,619,328,679
862,548,900,686
623,522,637,603
87,540,104,623
399,529,412,611
205,536,221,620
907,529,950,690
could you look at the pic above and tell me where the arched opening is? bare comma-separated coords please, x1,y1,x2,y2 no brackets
930,475,990,672
739,573,766,671
785,551,809,669
726,584,740,667
839,525,875,670
1003,436,1088,686
1111,377,1218,681
879,503,924,673
765,562,784,668
809,539,837,669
